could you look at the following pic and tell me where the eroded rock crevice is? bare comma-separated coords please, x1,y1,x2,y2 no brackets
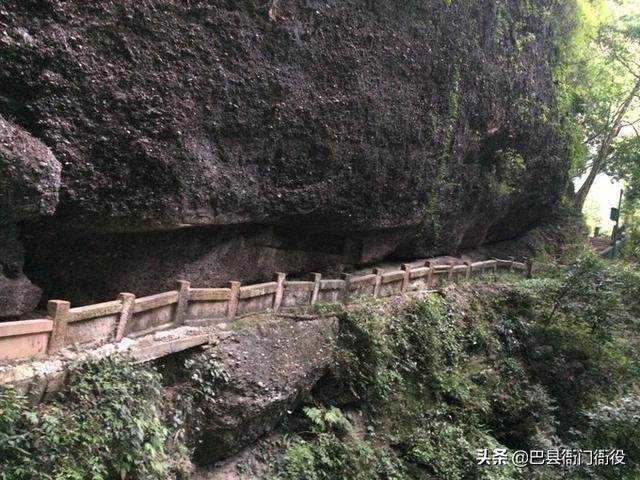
156,316,337,466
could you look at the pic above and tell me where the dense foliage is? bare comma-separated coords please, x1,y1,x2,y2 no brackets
270,254,640,479
1,254,639,479
553,0,640,208
0,349,232,480
0,357,170,480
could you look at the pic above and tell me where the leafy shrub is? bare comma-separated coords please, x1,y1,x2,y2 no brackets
0,357,172,480
405,420,517,480
270,406,409,480
284,293,558,479
332,300,400,403
579,394,640,478
621,226,640,261
517,254,640,428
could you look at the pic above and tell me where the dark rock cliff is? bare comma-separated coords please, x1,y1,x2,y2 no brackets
0,117,60,318
0,0,571,312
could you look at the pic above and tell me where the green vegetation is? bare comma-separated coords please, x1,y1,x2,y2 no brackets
553,0,640,248
494,149,526,196
622,209,640,259
269,253,640,479
2,253,639,480
553,0,607,179
0,357,171,480
0,349,231,480
269,406,408,480
555,0,640,209
422,63,462,245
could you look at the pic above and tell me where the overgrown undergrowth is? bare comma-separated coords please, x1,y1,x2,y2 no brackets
269,254,640,480
2,254,640,480
0,351,229,479
0,358,173,480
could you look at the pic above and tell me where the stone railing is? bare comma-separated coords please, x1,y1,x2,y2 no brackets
0,258,532,364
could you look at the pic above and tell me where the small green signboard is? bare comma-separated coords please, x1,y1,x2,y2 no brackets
610,207,619,222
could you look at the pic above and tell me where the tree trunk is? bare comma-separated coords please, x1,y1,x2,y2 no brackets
574,161,600,210
574,78,640,210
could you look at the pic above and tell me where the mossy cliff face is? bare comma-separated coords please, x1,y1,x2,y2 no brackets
0,0,572,308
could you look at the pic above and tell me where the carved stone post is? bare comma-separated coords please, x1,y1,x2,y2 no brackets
425,261,433,288
47,300,70,354
175,280,190,326
273,272,286,312
227,281,241,320
310,273,322,305
373,268,383,297
341,273,352,303
114,293,135,342
401,264,411,292
526,258,534,279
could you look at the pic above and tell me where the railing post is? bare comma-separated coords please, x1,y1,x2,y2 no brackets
526,258,534,279
400,264,411,292
448,264,454,283
464,261,472,280
310,273,322,305
273,272,286,312
341,273,352,303
373,268,383,297
175,280,190,326
227,281,241,320
508,256,515,273
47,300,70,354
492,258,498,280
425,261,433,288
114,293,135,342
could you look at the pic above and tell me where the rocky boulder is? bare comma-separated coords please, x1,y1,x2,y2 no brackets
0,117,60,318
0,116,61,222
190,317,336,464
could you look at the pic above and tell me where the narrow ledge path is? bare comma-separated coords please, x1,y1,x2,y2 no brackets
0,255,531,402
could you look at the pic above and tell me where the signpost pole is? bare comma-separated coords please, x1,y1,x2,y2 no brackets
610,189,624,259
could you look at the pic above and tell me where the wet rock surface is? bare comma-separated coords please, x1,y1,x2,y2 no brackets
0,0,571,308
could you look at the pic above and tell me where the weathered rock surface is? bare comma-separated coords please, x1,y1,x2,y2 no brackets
0,116,61,222
0,0,572,308
191,317,336,464
0,271,41,320
0,117,60,318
